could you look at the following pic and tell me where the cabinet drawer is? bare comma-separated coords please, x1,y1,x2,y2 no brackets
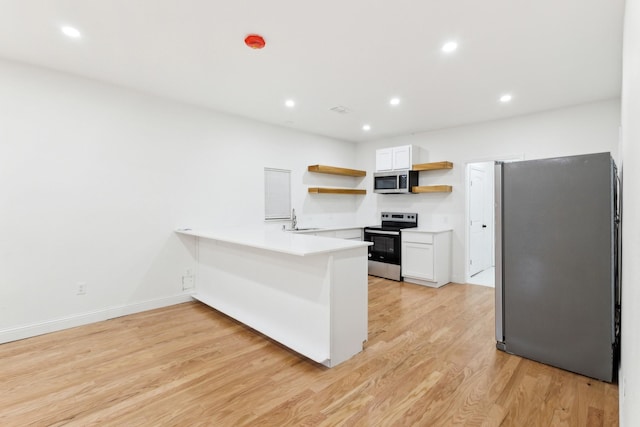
402,232,433,244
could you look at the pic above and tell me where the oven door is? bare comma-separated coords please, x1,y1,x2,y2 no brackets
364,229,401,265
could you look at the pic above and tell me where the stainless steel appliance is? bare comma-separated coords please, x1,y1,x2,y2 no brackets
373,170,419,194
364,212,418,281
495,152,620,382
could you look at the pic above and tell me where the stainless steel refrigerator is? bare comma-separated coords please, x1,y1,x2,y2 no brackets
495,152,620,382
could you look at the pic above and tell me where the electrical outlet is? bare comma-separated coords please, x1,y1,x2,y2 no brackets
182,268,195,291
182,275,195,290
77,282,87,295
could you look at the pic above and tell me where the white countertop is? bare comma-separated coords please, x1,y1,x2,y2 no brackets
176,227,371,257
287,225,369,234
402,226,453,233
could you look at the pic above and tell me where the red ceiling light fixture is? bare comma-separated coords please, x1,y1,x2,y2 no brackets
244,34,266,49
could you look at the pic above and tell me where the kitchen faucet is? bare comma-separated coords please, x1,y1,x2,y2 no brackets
291,208,297,230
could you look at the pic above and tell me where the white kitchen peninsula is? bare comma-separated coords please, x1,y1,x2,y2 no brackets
175,228,371,367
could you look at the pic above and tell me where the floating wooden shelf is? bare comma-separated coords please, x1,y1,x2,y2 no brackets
409,162,453,194
412,161,453,171
308,165,366,177
412,185,453,193
308,187,367,195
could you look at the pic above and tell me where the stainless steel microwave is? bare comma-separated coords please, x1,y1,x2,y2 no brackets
373,170,419,194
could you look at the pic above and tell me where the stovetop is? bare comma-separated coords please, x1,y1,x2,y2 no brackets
365,212,418,231
365,224,418,232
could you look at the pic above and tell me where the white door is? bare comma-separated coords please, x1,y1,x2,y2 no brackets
469,165,491,275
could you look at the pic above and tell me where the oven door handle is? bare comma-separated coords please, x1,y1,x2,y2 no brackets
364,230,400,236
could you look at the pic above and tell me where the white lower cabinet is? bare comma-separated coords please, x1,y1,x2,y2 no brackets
401,230,452,287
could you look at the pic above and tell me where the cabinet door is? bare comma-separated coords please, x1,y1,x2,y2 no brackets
393,145,412,170
402,242,434,281
376,148,393,171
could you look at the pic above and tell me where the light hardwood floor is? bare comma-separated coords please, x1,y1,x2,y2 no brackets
0,277,618,426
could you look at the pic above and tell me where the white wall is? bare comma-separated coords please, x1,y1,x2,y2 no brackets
620,0,640,424
355,100,620,283
0,59,358,342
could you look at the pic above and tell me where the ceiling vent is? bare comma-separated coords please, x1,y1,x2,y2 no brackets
329,105,352,114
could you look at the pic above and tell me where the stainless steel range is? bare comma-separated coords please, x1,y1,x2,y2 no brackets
364,212,418,281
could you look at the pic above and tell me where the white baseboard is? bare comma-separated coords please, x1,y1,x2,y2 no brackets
0,294,195,344
467,281,495,288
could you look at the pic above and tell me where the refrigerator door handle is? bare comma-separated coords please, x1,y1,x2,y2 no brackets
495,162,505,347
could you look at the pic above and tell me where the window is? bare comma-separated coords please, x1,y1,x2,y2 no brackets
264,168,291,220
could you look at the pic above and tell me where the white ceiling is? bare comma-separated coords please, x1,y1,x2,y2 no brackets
0,1,625,143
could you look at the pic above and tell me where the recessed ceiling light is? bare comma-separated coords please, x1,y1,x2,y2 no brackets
61,26,82,39
362,124,371,131
285,99,295,108
441,41,458,53
390,97,400,106
499,94,513,103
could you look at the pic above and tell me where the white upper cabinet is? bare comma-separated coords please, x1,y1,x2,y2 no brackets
375,145,421,171
375,148,394,171
392,145,412,169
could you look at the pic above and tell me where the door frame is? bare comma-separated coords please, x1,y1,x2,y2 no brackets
464,154,523,285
